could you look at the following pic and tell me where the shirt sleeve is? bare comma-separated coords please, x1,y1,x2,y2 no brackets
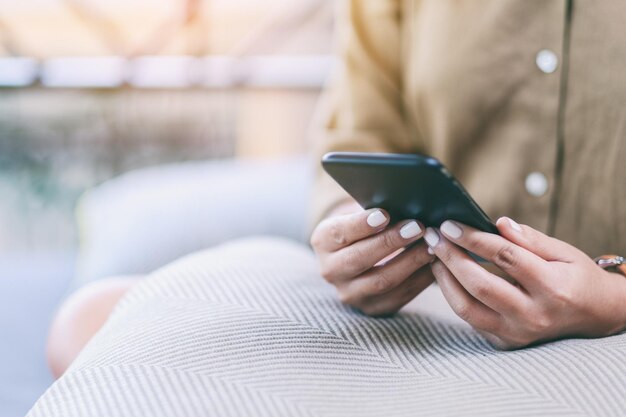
309,0,420,231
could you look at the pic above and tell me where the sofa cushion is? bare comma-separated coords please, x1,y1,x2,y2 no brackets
28,237,626,416
75,158,312,286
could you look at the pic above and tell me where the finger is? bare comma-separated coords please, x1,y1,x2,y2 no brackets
437,221,551,293
476,330,516,351
496,217,581,263
311,208,390,252
325,220,425,281
431,260,501,332
345,242,434,299
426,227,530,314
358,267,435,317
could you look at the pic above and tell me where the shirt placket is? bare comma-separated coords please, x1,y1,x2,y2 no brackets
519,0,572,235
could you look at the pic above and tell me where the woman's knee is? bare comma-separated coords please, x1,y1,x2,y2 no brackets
46,276,141,379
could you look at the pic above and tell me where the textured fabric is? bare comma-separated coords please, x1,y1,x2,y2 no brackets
312,0,626,257
29,238,626,416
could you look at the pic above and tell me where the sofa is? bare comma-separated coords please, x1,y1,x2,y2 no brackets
27,158,626,416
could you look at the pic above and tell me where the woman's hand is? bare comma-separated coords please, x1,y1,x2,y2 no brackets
425,217,626,349
311,202,435,316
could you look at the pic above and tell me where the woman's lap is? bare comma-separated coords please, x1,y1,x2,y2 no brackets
29,237,626,417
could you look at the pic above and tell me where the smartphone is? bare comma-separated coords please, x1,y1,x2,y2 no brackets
322,152,498,234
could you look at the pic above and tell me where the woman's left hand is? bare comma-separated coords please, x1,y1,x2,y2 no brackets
424,217,626,349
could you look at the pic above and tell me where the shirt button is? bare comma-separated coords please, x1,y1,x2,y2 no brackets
525,172,549,197
536,49,558,74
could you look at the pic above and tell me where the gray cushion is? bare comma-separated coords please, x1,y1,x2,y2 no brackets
75,158,312,286
28,238,626,416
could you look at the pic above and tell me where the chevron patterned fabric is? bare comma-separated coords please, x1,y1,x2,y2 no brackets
28,238,626,416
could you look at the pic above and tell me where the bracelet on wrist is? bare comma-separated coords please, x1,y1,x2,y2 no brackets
594,255,626,277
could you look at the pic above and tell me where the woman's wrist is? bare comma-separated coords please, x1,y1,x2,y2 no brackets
615,273,626,334
601,269,626,336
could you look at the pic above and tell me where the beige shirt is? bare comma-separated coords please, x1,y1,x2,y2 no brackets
312,0,626,257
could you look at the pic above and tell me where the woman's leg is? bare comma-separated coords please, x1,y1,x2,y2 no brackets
46,276,142,378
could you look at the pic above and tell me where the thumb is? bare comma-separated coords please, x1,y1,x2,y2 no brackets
495,217,579,262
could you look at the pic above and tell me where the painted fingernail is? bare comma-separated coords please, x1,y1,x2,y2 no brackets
441,220,463,239
427,247,435,255
507,217,522,232
400,221,422,239
424,228,440,248
367,210,387,228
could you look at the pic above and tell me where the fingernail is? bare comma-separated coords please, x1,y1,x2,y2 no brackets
507,217,522,232
427,247,435,255
400,221,422,239
441,220,463,239
367,210,387,228
424,228,440,248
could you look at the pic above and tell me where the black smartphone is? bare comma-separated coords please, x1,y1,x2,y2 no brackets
322,152,498,234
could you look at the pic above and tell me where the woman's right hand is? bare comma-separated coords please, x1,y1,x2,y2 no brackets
310,202,435,316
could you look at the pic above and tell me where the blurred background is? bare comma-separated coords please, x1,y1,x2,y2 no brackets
0,0,333,415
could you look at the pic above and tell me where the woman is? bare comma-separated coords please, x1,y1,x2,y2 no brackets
309,0,626,349
47,0,626,378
